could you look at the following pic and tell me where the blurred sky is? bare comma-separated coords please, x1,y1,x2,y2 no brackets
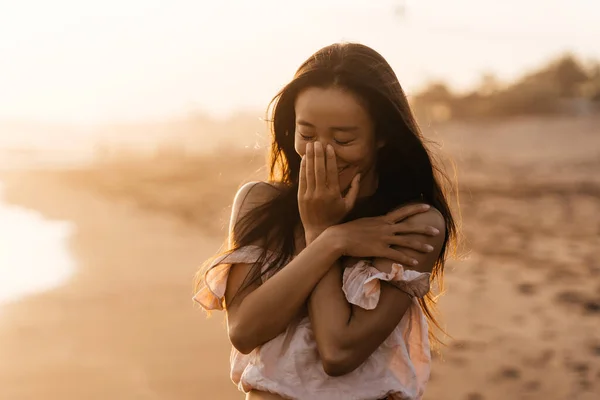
0,0,598,124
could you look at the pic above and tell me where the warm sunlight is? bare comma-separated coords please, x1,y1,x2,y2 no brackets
1,1,599,399
1,0,598,124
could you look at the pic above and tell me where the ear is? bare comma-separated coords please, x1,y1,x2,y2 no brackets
376,138,386,149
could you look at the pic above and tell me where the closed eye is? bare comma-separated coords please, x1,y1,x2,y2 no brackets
297,131,353,145
334,139,353,145
298,132,316,141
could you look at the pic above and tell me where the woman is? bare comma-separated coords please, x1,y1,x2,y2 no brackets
194,42,457,400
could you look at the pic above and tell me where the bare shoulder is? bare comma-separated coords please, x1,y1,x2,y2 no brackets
231,181,282,223
372,206,447,275
405,206,446,233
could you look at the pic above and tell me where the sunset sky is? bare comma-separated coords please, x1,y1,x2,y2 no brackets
1,0,598,124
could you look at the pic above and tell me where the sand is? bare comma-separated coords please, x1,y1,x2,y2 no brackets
0,173,239,399
1,115,599,399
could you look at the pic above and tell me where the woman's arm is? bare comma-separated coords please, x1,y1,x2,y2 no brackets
308,209,446,376
223,181,345,354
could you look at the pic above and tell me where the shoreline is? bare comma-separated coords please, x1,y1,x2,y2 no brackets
0,180,75,307
0,171,240,399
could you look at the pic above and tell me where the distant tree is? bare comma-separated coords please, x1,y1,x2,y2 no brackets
522,54,589,97
586,61,600,101
412,52,598,121
552,55,589,96
411,82,454,122
416,82,453,103
477,73,501,96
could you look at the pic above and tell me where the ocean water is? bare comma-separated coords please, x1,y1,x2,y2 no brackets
0,181,76,306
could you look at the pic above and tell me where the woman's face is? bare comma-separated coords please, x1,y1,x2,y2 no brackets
294,86,381,197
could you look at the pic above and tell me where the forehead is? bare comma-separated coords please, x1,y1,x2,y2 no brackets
294,86,372,128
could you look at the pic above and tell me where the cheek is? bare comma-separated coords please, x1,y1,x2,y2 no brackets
336,145,375,166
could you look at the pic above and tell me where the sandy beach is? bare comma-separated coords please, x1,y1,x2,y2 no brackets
0,173,239,399
1,116,599,399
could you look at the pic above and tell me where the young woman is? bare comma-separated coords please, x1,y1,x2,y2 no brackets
194,42,457,400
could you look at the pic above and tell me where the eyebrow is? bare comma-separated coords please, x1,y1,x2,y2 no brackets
297,119,359,132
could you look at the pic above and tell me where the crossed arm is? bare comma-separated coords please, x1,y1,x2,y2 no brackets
308,209,446,376
222,181,446,373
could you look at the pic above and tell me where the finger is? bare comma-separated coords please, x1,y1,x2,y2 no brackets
388,236,434,254
379,247,419,266
386,203,430,223
314,142,326,189
344,173,361,211
392,224,440,236
325,144,340,193
305,143,315,192
299,155,307,195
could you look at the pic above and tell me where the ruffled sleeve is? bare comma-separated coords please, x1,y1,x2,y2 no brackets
193,245,276,311
342,260,431,310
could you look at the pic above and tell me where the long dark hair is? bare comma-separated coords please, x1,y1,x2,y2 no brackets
195,42,458,344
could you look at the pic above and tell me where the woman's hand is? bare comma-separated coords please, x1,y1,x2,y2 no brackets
327,203,441,266
299,142,360,243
